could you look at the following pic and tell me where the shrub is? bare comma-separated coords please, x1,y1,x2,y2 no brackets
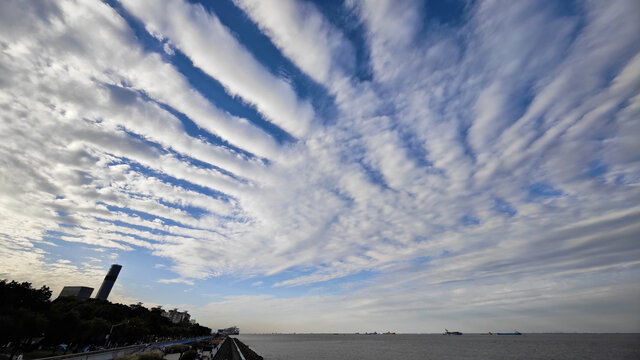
179,350,197,360
190,340,212,351
116,350,163,360
138,351,164,360
166,344,190,354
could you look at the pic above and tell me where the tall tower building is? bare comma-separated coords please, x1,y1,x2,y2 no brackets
95,264,122,300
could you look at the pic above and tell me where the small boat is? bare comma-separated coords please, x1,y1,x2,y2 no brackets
497,330,522,335
443,329,463,335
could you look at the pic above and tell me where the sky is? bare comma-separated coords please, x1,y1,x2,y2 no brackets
0,0,639,333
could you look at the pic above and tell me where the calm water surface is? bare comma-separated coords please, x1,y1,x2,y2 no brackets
236,333,640,360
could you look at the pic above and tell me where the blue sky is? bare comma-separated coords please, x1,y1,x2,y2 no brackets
0,0,639,333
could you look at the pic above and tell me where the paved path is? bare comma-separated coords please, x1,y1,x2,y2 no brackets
156,336,212,348
163,349,217,360
163,354,180,360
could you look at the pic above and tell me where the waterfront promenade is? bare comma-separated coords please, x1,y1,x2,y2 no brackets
30,336,262,360
33,345,147,360
34,337,213,360
210,338,261,360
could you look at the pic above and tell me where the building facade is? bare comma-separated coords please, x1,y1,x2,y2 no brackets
96,264,122,300
57,286,94,300
164,308,191,324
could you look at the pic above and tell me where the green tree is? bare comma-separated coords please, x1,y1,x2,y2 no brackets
0,280,52,358
47,309,82,346
81,318,111,346
1,278,212,353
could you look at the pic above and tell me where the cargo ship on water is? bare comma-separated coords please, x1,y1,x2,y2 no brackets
443,329,463,335
497,330,522,335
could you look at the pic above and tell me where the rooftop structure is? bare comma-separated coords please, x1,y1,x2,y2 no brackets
162,308,191,324
57,286,94,301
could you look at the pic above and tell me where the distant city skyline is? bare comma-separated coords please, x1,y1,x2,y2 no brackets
0,0,639,333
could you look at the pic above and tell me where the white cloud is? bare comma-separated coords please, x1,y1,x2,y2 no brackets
120,0,315,139
158,278,195,286
234,0,354,84
162,42,174,56
194,274,640,333
0,0,639,333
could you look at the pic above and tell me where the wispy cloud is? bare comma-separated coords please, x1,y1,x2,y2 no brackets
158,278,196,286
0,0,638,332
233,0,355,84
120,0,314,139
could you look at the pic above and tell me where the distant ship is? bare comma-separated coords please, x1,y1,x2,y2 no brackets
443,329,463,335
497,330,522,335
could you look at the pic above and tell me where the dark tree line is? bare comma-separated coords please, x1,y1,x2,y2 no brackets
0,280,211,357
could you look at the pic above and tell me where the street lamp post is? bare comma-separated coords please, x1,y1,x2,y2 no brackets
105,322,125,348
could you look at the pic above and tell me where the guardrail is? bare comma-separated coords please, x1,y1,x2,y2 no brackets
35,335,214,360
36,345,146,360
155,336,212,348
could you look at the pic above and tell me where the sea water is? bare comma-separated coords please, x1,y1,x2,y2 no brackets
236,333,640,360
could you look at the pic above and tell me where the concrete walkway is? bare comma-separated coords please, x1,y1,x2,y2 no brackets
163,350,217,360
163,354,180,360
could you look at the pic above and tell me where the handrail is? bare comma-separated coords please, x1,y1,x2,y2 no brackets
37,344,146,360
155,335,213,347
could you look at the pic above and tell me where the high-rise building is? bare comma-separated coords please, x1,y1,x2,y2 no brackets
95,264,122,300
57,286,94,300
163,308,191,324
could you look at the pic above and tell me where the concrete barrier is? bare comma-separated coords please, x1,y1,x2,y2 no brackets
231,339,246,360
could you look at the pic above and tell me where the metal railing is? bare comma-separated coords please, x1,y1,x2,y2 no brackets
36,344,146,360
